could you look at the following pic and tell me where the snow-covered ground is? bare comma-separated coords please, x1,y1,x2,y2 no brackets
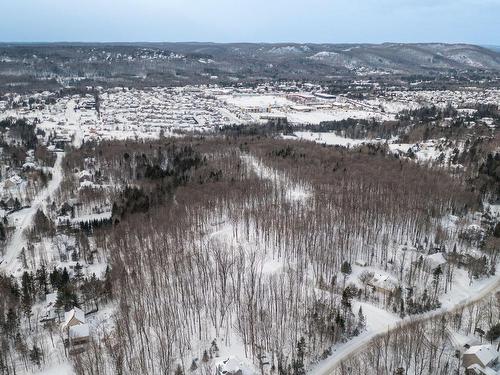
241,153,312,203
1,152,64,276
3,86,499,144
2,84,499,375
220,94,295,108
285,131,382,147
310,265,500,374
287,132,464,167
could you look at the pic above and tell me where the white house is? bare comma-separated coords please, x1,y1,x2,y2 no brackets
463,345,499,374
61,307,90,354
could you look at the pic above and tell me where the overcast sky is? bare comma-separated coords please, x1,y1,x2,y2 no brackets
1,0,499,45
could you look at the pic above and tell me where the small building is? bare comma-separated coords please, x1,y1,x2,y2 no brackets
3,174,23,189
61,307,90,354
368,273,398,295
463,345,499,374
78,170,92,183
242,106,269,114
423,252,447,273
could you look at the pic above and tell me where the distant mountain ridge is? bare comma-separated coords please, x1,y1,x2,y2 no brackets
160,42,500,72
484,45,500,53
0,42,499,91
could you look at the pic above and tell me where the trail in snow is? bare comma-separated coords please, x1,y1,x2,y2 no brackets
241,153,311,202
65,99,84,148
311,272,500,375
0,152,64,276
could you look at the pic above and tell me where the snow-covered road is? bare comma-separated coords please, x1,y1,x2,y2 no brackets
311,271,500,375
0,152,64,276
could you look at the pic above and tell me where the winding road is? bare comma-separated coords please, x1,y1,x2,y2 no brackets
313,272,500,375
0,152,64,276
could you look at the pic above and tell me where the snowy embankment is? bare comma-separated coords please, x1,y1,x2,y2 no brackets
310,269,500,375
0,152,64,276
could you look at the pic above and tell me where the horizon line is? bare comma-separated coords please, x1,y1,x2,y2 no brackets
0,41,499,47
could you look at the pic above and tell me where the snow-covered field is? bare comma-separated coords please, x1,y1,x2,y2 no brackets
287,132,465,167
285,131,381,147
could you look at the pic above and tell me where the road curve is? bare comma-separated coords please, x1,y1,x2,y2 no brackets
315,273,500,375
0,152,64,276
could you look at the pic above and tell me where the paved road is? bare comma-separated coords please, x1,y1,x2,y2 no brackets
0,152,64,275
315,274,500,375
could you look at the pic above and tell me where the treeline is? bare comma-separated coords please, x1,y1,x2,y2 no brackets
0,118,37,149
397,105,458,122
298,118,402,140
296,103,498,145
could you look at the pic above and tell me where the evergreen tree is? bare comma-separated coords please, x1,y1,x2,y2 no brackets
0,221,5,241
74,262,83,279
357,306,366,331
36,264,48,295
190,360,198,371
21,271,34,330
56,286,79,311
29,345,42,367
292,337,306,375
103,266,113,301
5,308,19,338
486,323,500,343
340,261,352,288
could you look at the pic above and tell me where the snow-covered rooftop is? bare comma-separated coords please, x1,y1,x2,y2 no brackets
63,307,86,327
69,323,90,339
465,345,499,368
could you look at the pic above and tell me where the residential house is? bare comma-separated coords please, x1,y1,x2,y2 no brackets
61,307,90,354
423,252,448,273
3,197,17,210
77,170,92,183
368,273,398,295
3,174,23,189
463,345,499,375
